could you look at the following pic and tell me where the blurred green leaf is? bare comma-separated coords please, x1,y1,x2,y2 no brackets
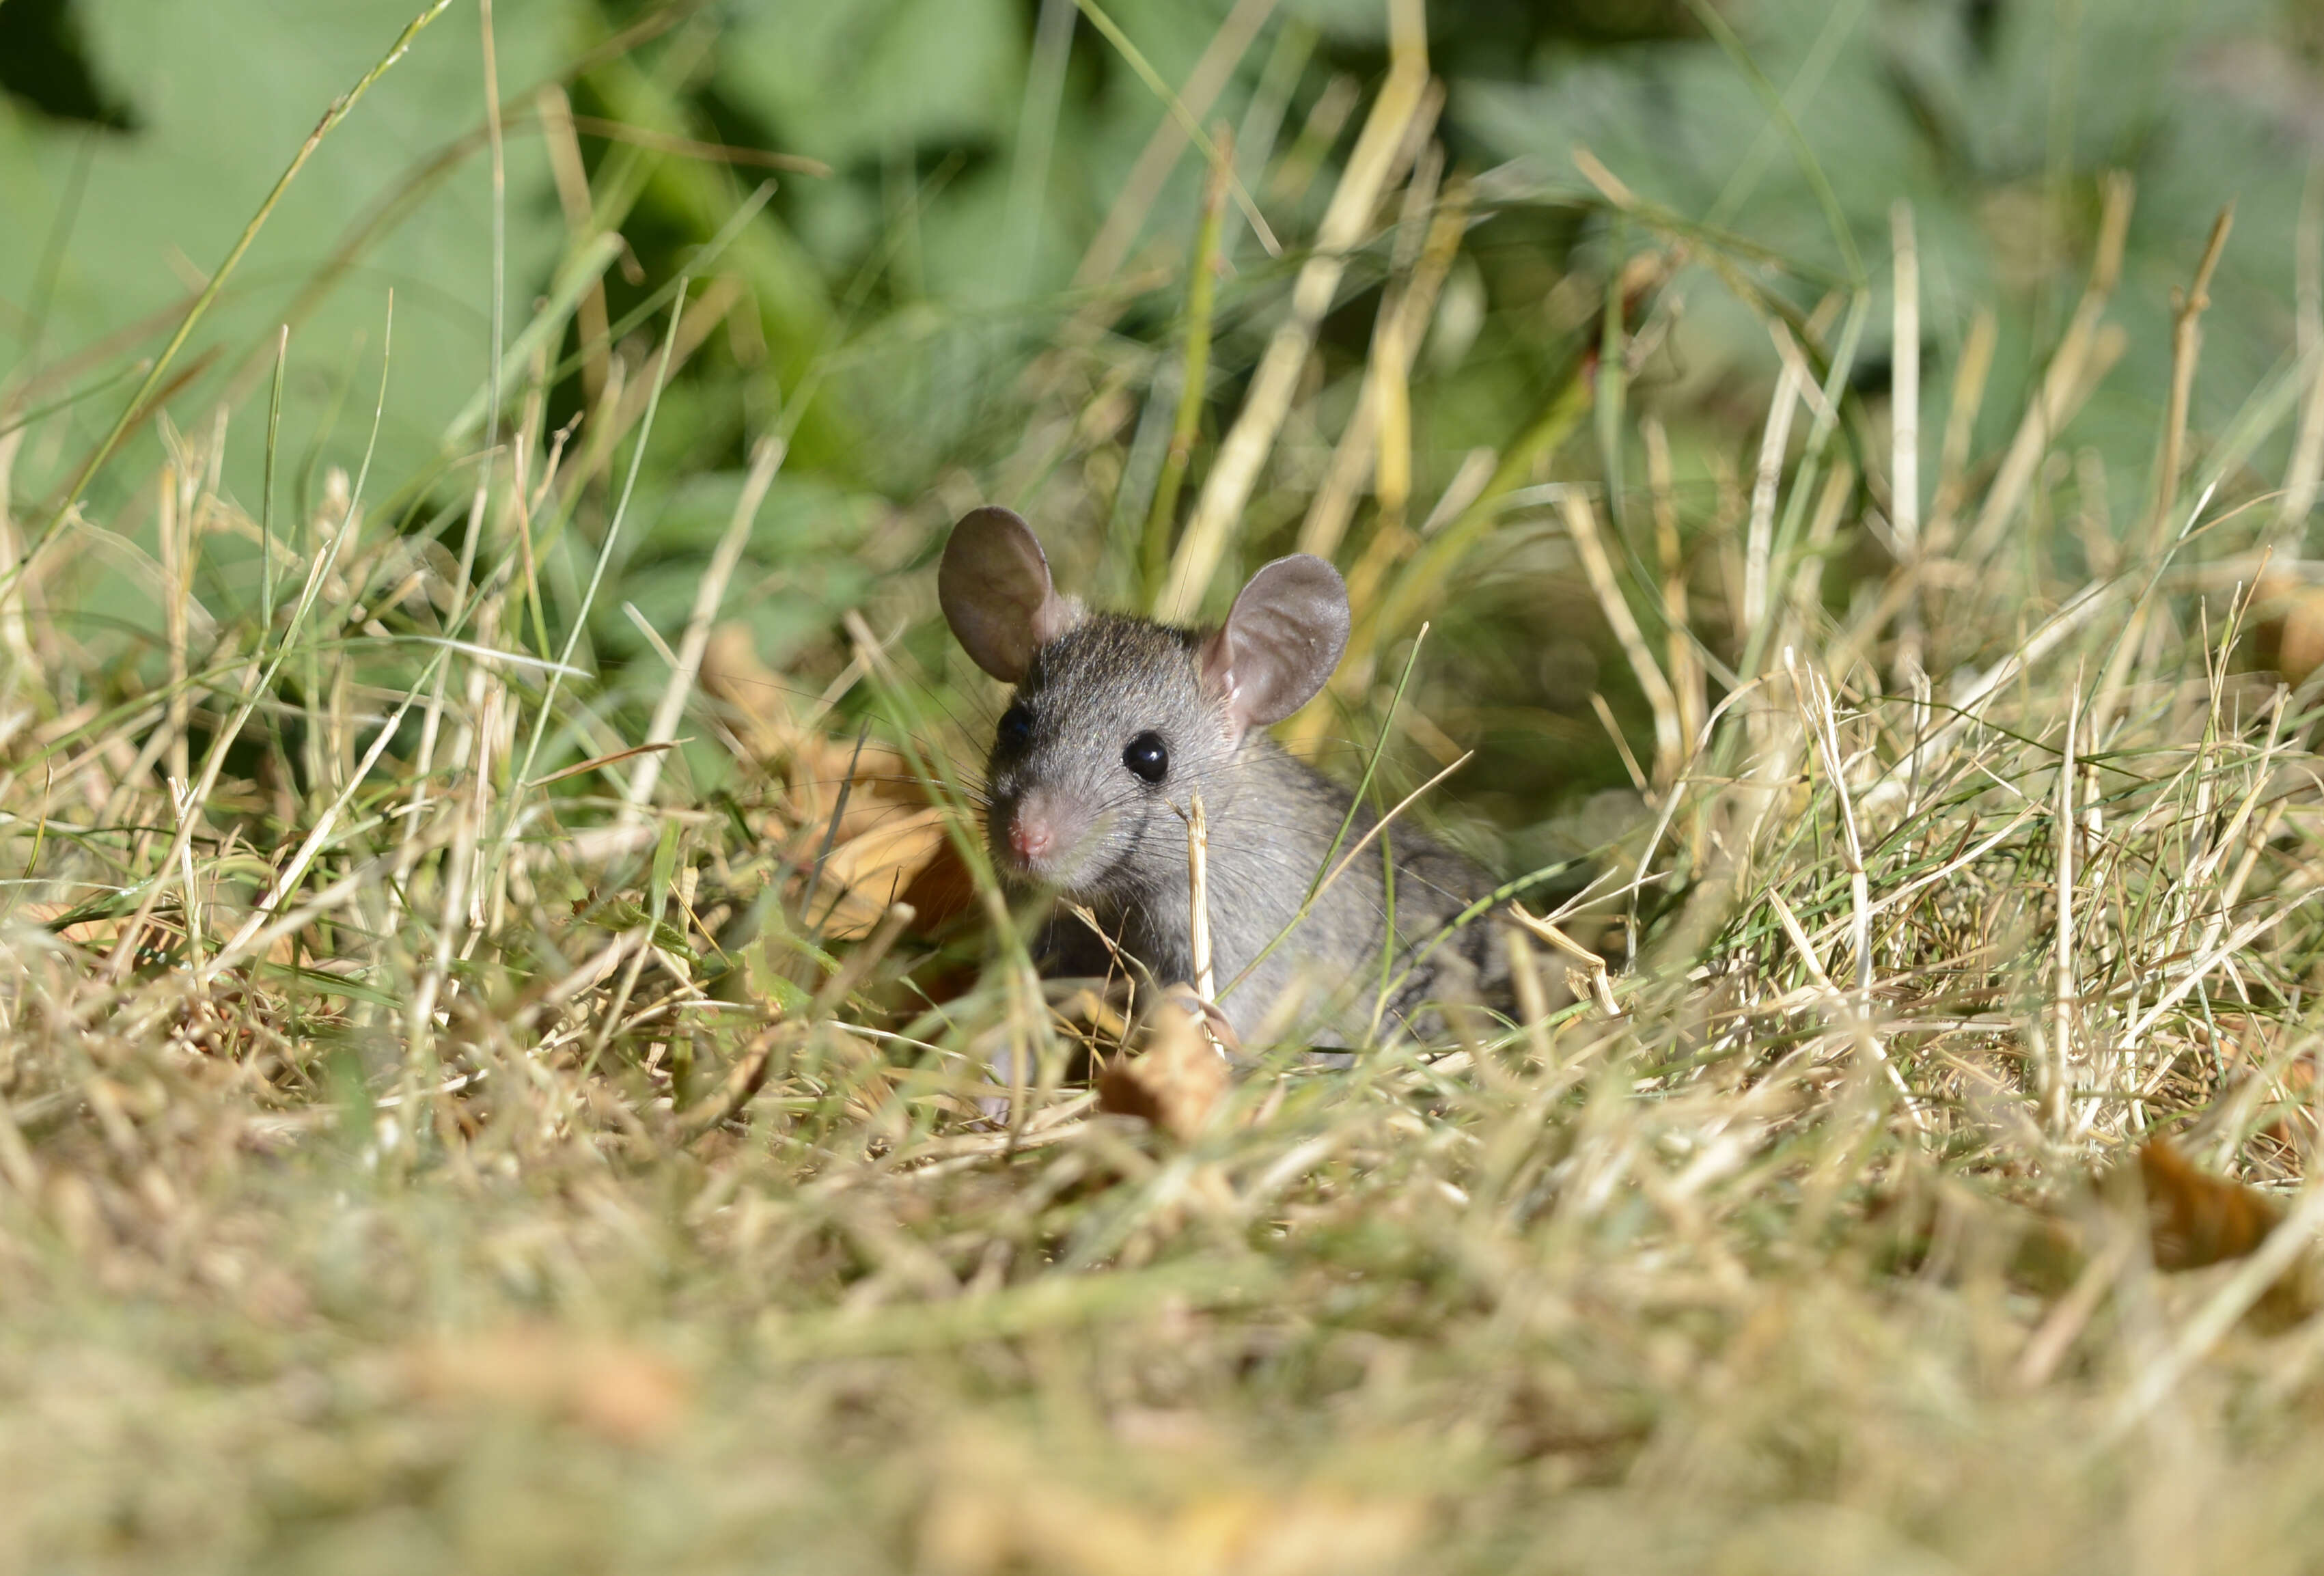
0,0,578,503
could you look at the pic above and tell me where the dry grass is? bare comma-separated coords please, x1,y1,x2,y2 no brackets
5,14,2324,1574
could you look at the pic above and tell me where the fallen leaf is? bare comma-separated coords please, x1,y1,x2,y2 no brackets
702,622,975,936
1096,985,1235,1142
2128,1137,2282,1271
2251,574,2324,686
809,804,954,939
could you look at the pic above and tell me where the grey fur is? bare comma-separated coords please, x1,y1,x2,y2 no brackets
950,525,1512,1047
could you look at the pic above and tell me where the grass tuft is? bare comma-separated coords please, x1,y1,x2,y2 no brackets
3,5,2324,1570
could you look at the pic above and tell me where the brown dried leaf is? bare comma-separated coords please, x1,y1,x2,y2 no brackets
2130,1137,2284,1271
2252,575,2324,686
702,623,918,814
808,805,953,939
697,623,803,763
896,834,978,931
702,623,973,936
1096,986,1235,1142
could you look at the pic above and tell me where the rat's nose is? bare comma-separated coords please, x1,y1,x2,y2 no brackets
1007,808,1056,863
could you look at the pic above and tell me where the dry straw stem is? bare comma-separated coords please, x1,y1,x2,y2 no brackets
1961,173,2134,565
1888,201,1921,556
1782,458,1853,650
1855,572,2117,817
158,456,197,787
415,0,514,951
2117,898,2314,1055
1506,906,1618,1019
1359,127,1442,527
1297,158,1467,564
1788,654,1868,996
537,85,617,413
2280,172,2324,541
1140,124,1234,594
2303,163,2323,368
128,295,406,987
672,1023,788,1142
0,432,35,679
0,1097,38,1196
609,274,750,437
1068,0,1280,266
1644,417,1706,751
1073,0,1279,291
2013,1230,2135,1390
1265,72,1357,208
624,434,786,813
1740,348,1801,641
2087,211,2238,746
2047,682,2079,1138
2148,204,2235,555
1158,0,1430,618
1182,791,1217,1005
1760,887,1922,1129
1355,351,1595,669
1784,654,1926,1137
1559,490,1682,789
1926,304,1997,546
1890,199,1923,684
1590,691,1650,794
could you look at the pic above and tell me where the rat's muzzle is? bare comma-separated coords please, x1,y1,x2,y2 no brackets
1006,806,1055,863
990,787,1093,887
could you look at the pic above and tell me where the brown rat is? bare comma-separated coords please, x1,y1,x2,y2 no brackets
939,505,1510,1048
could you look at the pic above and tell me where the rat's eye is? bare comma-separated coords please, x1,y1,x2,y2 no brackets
1122,731,1169,784
997,704,1034,751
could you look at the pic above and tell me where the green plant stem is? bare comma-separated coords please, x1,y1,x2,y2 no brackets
1142,129,1233,603
260,328,288,646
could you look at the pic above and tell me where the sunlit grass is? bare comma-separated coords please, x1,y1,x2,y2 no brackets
1,2,2323,1571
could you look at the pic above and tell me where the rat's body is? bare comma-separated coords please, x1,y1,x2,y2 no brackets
941,508,1510,1047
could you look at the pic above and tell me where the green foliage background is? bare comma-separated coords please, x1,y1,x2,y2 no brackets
5,6,2324,1569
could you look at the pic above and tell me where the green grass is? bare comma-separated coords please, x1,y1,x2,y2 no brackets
3,1,2324,1571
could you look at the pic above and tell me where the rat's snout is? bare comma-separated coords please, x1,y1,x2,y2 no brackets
992,786,1083,883
1006,804,1057,863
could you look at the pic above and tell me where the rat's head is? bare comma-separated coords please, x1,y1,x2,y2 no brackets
939,506,1349,896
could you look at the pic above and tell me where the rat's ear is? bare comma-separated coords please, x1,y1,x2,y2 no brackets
1202,554,1350,736
939,506,1083,682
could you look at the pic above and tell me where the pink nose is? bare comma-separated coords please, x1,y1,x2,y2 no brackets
1008,811,1055,863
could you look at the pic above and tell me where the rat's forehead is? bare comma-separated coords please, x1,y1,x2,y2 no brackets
1023,614,1204,698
